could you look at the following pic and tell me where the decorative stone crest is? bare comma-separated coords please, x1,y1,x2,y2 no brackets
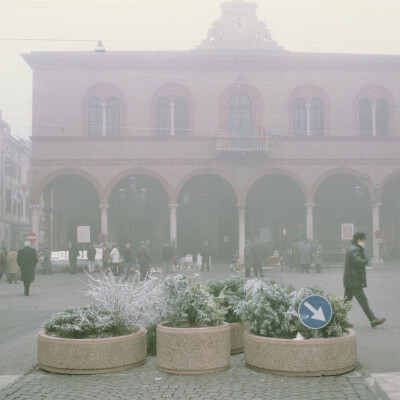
199,0,284,51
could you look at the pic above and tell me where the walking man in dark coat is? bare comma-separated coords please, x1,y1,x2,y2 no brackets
17,241,38,296
343,232,385,328
136,241,150,280
252,237,264,277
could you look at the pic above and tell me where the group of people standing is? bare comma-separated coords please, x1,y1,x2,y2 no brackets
293,239,323,273
0,241,38,296
243,237,265,278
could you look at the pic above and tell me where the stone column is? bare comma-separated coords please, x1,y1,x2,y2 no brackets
170,102,175,136
306,103,311,136
372,102,377,137
372,202,382,264
168,204,178,244
305,203,315,241
99,204,109,236
237,204,246,260
43,186,52,249
30,204,40,250
101,102,107,136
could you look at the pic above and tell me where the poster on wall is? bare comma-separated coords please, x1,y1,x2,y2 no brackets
77,226,91,243
341,223,354,240
383,225,394,242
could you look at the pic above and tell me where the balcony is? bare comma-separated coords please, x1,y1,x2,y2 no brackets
214,135,270,158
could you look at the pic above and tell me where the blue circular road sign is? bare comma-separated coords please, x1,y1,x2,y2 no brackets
298,295,332,330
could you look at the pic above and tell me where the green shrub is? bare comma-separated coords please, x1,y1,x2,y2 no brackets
160,274,226,327
207,276,245,323
235,279,352,339
44,306,137,338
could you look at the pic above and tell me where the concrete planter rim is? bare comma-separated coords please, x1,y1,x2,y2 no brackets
158,321,228,332
244,329,357,376
38,328,146,342
245,328,356,342
38,327,147,374
157,321,230,375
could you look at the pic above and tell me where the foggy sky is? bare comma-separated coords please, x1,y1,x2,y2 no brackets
1,0,400,139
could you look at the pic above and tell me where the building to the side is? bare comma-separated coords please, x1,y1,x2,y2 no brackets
0,111,32,250
23,0,400,263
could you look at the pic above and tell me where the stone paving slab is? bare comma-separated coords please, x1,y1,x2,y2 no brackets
371,372,400,400
0,376,21,392
0,355,382,400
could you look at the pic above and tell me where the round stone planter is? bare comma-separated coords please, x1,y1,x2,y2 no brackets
244,329,357,377
157,322,230,374
229,322,248,354
38,328,147,374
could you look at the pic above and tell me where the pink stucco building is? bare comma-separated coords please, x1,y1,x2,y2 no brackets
23,0,400,263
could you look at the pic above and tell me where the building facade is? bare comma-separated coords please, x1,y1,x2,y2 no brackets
23,0,400,262
0,111,32,250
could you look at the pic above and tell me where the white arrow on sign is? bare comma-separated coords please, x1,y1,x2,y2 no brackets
304,301,326,322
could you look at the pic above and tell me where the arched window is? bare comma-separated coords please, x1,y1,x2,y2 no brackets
88,96,121,136
175,97,189,136
293,98,306,136
106,98,120,136
228,93,253,134
359,98,372,136
310,97,324,136
156,97,171,136
88,97,102,136
376,98,389,136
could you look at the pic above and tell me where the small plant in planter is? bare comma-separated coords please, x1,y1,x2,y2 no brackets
156,274,231,374
234,279,357,376
38,272,163,374
207,276,247,354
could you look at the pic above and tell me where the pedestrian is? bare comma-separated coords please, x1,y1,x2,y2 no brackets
201,240,211,272
0,248,7,282
42,247,52,274
252,237,264,277
137,241,150,280
87,243,96,273
102,244,111,272
17,241,38,296
109,244,121,275
293,238,301,272
244,239,253,278
7,248,18,283
68,242,79,275
299,239,312,273
161,242,173,275
343,232,386,328
122,243,136,282
312,240,323,273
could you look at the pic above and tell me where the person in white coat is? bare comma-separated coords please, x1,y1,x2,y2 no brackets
109,245,121,275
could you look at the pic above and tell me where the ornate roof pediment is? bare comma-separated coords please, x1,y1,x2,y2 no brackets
199,0,284,52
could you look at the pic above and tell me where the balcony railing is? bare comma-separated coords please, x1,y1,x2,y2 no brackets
214,134,270,158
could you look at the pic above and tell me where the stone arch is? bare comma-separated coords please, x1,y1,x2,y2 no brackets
175,169,240,204
244,168,308,204
32,169,103,204
219,81,263,132
379,169,400,198
104,168,173,204
310,168,374,202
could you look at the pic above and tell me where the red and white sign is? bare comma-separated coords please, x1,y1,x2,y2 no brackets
26,232,37,243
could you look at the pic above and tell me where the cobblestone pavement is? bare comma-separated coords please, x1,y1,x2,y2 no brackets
0,355,387,400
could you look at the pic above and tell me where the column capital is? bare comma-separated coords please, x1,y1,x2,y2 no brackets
29,204,41,211
305,202,315,208
372,202,382,209
99,203,109,210
168,203,178,209
237,203,246,211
